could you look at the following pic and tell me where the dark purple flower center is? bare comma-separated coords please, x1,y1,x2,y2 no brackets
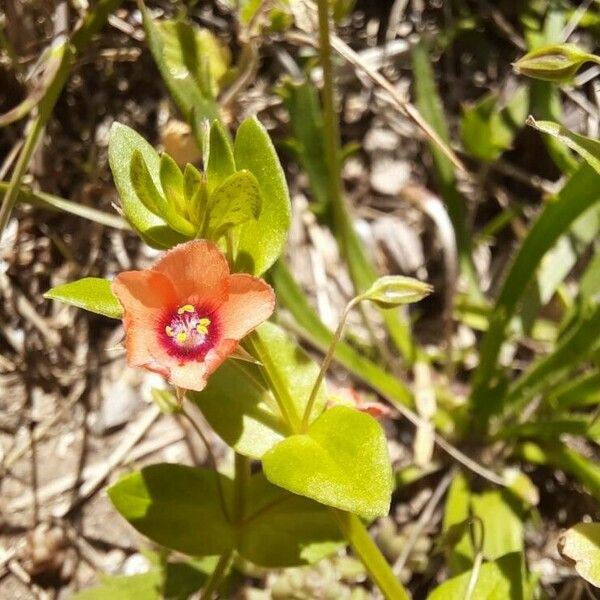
159,303,217,359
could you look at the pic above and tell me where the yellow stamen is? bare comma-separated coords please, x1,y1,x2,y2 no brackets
196,324,208,335
165,325,174,337
176,331,188,343
198,317,211,326
177,304,195,315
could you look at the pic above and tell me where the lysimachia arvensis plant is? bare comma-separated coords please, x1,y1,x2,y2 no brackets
45,117,431,598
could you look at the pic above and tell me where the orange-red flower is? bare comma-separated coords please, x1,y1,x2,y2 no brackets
112,240,275,391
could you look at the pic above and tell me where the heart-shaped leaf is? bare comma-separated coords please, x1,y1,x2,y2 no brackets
108,464,234,556
262,406,393,520
233,117,291,275
45,277,122,319
109,466,342,569
559,522,600,587
208,170,262,237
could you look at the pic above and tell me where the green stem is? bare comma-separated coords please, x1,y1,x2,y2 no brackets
332,510,411,600
245,333,302,432
0,0,123,242
200,551,233,600
301,297,358,430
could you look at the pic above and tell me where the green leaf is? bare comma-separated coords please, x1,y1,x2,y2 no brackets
559,522,600,587
182,163,207,226
208,170,262,237
206,120,235,195
108,122,186,248
262,406,393,520
44,277,122,319
427,552,526,600
528,117,600,174
548,371,600,409
239,473,344,567
278,79,329,211
71,572,162,600
411,41,481,299
140,7,224,123
442,471,474,574
130,150,195,237
159,153,187,215
247,321,327,432
503,302,600,411
471,164,600,419
108,464,234,556
233,116,291,275
461,87,528,163
188,360,289,459
471,491,524,560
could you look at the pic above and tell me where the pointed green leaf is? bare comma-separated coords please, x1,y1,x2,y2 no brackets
44,277,122,319
140,6,225,122
208,170,262,236
263,406,393,520
559,522,600,587
108,122,186,248
159,153,187,214
206,120,236,195
183,163,207,227
130,150,163,216
108,464,234,556
129,150,195,237
233,117,291,275
528,117,600,174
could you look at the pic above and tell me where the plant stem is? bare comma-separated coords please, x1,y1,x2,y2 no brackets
245,333,301,432
200,551,233,600
180,403,231,522
301,297,358,430
332,510,411,600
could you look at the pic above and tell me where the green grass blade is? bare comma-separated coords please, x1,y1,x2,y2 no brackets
471,165,600,418
411,41,481,300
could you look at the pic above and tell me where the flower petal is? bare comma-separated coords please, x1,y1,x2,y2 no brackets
152,240,229,302
218,274,275,340
112,270,177,368
167,360,209,392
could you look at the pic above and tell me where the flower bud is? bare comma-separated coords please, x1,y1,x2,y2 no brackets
360,276,433,308
513,44,596,83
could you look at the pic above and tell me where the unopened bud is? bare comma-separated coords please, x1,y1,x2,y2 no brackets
513,44,597,83
360,276,433,308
